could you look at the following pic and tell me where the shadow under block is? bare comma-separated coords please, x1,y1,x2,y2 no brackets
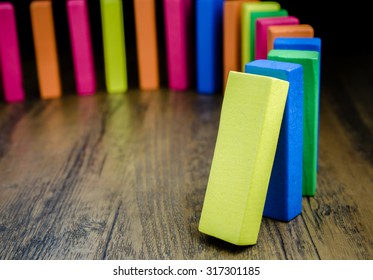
164,0,193,91
198,71,289,245
245,59,303,221
267,24,314,54
223,1,258,87
241,1,280,70
196,0,223,94
268,49,320,196
30,1,62,99
100,0,127,94
134,0,159,91
0,3,25,103
67,0,96,95
249,9,288,62
255,16,299,60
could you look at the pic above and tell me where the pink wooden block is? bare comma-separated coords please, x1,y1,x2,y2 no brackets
163,0,193,91
255,16,299,60
0,3,25,103
67,0,96,95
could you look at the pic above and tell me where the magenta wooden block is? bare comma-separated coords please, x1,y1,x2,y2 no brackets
255,16,299,60
67,0,96,95
0,3,25,103
164,0,193,91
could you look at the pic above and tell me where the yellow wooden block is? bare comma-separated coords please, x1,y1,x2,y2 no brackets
198,71,289,245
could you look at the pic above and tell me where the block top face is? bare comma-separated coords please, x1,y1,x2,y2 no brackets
268,49,320,62
274,37,321,52
257,15,299,27
268,24,314,35
242,1,280,10
0,2,13,11
245,59,303,79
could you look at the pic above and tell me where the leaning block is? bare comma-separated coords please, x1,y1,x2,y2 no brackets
274,37,322,170
134,0,159,91
268,49,320,196
199,71,289,245
267,24,314,54
255,16,299,60
245,59,303,221
196,0,223,94
30,1,62,99
164,0,194,91
241,1,280,70
0,3,25,103
100,0,128,94
249,9,288,62
223,0,258,87
67,0,96,95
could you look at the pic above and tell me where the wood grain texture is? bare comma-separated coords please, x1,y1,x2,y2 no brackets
0,56,372,259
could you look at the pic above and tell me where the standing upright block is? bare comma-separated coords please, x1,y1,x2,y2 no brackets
268,49,320,196
196,0,223,94
249,9,288,62
255,16,299,60
164,0,194,91
100,0,127,94
245,59,303,221
241,1,280,70
134,0,159,91
223,0,258,87
67,0,96,95
30,1,62,99
198,71,289,245
267,24,314,54
0,3,25,103
274,37,322,170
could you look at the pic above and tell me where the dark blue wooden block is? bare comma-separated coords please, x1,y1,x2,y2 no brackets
196,0,223,94
245,59,304,221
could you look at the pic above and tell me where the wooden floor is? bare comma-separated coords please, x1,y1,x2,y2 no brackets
0,56,372,260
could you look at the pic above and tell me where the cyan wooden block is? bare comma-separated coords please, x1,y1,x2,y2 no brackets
199,71,289,245
268,49,320,196
196,0,223,94
245,59,303,221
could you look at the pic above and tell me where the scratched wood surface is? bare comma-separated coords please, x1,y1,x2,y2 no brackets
0,55,372,260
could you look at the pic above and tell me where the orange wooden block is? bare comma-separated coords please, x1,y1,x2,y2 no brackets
267,24,314,54
223,0,258,87
30,1,61,99
134,0,159,91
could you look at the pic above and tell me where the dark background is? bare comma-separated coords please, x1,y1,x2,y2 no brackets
0,0,369,100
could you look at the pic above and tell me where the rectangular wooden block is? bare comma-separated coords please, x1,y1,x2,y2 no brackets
0,3,25,103
164,0,194,91
245,59,303,221
134,0,159,91
267,24,314,54
100,0,128,94
268,49,320,196
199,71,289,245
255,16,299,60
241,1,280,70
30,0,62,100
67,0,96,95
274,37,322,170
223,0,258,87
249,9,288,62
196,0,223,94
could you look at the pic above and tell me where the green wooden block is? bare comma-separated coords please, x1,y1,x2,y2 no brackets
100,0,127,93
241,1,280,70
198,71,289,245
250,9,288,61
268,49,320,196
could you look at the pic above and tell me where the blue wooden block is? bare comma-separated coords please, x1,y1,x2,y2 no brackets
196,0,223,94
245,59,303,221
274,37,321,170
